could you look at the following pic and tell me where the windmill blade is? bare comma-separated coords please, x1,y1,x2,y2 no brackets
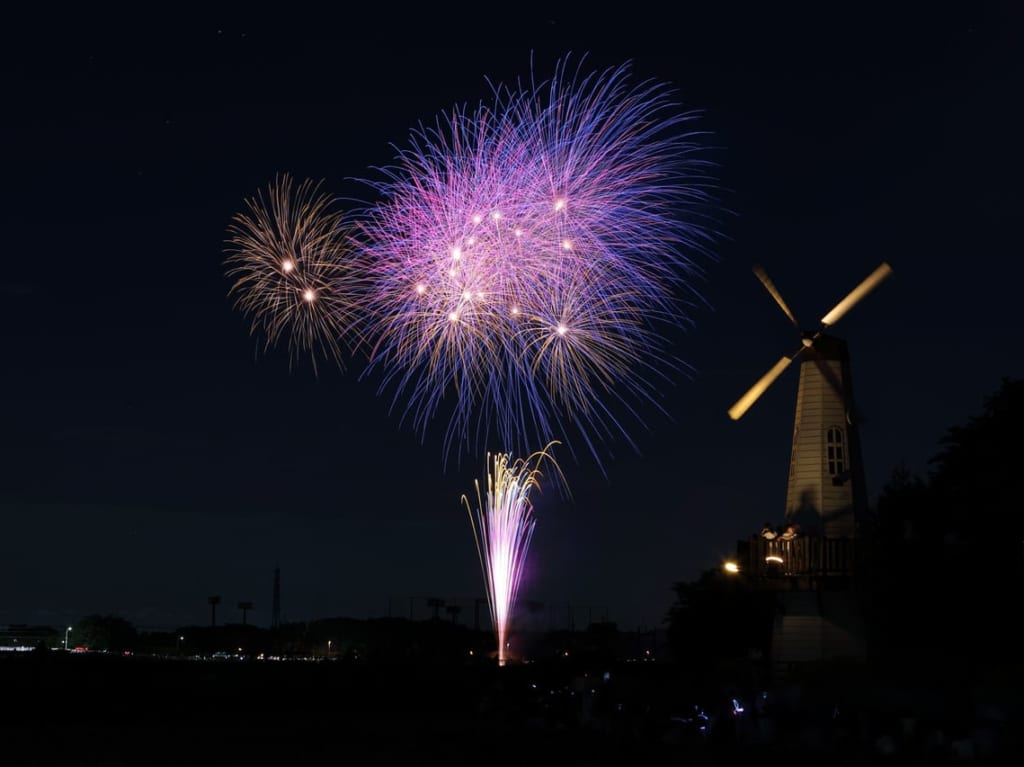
753,264,800,328
728,350,802,420
820,262,893,328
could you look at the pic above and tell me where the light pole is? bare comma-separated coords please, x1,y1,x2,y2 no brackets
64,626,71,651
327,639,332,658
177,635,184,656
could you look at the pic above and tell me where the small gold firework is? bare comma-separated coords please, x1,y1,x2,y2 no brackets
224,173,362,373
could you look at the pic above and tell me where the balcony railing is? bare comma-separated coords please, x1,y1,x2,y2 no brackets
739,535,854,580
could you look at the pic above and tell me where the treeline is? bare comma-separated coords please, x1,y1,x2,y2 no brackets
63,613,484,662
53,613,640,666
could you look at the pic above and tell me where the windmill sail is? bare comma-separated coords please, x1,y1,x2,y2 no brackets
728,262,892,537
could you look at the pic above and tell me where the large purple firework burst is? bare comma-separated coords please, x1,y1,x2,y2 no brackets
356,56,718,468
462,442,563,666
224,174,363,374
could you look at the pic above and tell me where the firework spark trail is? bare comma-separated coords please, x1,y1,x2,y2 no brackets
462,442,563,666
356,55,719,467
224,174,363,374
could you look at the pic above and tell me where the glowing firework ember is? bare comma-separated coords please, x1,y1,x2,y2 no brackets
356,55,719,467
224,174,361,373
462,442,562,666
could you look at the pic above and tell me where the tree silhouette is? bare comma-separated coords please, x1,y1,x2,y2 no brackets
866,377,1024,669
869,461,930,542
928,377,1023,544
665,567,775,667
73,615,138,653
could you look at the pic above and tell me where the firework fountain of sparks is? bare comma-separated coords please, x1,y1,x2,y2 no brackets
224,173,363,374
462,441,563,666
355,55,720,469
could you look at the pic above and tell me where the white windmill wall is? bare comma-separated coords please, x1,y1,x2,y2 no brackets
784,353,856,538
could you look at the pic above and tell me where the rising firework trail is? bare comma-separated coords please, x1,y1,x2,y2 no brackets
462,442,563,666
224,173,363,374
356,54,720,469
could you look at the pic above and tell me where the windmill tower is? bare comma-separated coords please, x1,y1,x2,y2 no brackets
729,262,892,537
728,261,892,668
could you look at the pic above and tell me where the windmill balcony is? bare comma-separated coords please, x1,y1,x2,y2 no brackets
736,535,855,585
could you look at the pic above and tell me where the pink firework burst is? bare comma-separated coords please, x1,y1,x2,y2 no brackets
356,55,719,467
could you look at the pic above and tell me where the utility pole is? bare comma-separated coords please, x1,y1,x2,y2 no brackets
474,597,487,632
271,566,281,630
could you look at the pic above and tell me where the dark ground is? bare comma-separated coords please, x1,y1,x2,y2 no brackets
2,649,1021,765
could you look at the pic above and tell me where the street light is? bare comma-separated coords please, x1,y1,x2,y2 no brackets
327,640,332,658
64,626,72,651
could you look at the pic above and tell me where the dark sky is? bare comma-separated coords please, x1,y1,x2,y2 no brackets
2,6,1021,633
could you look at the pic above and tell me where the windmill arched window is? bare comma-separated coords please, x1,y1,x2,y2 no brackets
826,426,846,477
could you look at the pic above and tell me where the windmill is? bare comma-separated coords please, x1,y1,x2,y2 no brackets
728,261,892,668
728,261,893,539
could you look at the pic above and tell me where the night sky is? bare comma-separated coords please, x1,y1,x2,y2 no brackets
3,7,1021,633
